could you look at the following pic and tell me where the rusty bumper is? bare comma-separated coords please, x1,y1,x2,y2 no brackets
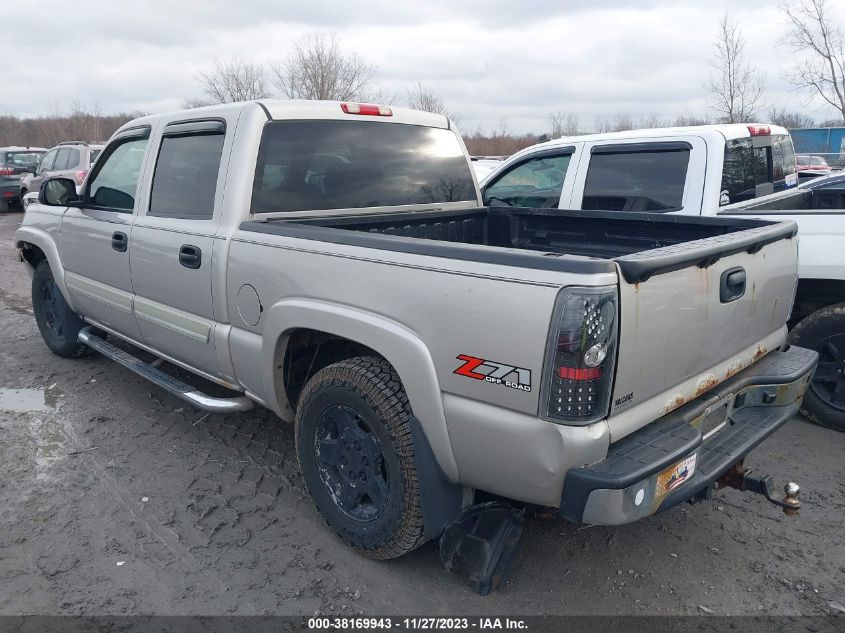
559,345,818,525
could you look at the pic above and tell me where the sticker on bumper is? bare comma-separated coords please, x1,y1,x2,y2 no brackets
658,453,697,494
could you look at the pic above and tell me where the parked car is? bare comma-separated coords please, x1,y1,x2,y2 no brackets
470,156,505,181
15,102,815,574
480,124,844,431
0,146,47,211
789,126,845,169
795,154,832,180
20,141,104,200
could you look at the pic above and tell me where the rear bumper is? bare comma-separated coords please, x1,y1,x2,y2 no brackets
559,345,818,524
0,183,20,203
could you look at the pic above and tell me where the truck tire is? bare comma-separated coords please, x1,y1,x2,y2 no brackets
32,260,91,358
295,356,427,559
788,303,845,432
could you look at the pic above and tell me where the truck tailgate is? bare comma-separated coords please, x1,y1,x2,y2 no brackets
608,222,799,441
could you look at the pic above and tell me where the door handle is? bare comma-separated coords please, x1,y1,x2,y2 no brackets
720,267,746,303
111,231,128,252
179,244,202,269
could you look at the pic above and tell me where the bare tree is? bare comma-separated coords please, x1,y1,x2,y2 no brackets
548,110,579,137
182,97,214,109
270,32,377,101
611,112,633,132
198,58,269,104
767,105,816,128
640,113,668,129
782,0,845,121
705,14,766,122
406,82,451,116
673,112,712,126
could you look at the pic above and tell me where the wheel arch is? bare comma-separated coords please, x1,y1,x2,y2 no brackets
792,278,845,324
262,298,459,481
15,227,75,310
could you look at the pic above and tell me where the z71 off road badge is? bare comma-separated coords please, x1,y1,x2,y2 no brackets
454,354,532,392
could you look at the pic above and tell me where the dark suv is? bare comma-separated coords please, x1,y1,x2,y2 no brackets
0,146,47,211
19,141,104,204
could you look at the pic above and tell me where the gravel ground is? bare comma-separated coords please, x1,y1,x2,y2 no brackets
0,210,843,616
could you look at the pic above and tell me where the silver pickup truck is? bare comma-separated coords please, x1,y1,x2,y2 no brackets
15,101,817,570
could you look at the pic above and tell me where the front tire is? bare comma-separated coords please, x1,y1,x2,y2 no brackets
788,303,845,432
295,356,426,559
32,261,90,358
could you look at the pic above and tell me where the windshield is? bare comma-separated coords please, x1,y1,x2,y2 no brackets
252,121,476,213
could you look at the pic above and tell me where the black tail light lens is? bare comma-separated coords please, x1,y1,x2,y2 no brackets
543,286,618,424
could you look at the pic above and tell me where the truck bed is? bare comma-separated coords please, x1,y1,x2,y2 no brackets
245,207,796,283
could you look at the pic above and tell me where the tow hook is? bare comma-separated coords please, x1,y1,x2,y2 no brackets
714,462,801,516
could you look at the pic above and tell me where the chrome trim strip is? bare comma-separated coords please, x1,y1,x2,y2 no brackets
133,297,211,343
65,271,132,313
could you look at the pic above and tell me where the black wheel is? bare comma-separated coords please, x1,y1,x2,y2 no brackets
19,189,28,210
295,356,426,559
0,199,8,212
788,303,845,432
32,261,91,358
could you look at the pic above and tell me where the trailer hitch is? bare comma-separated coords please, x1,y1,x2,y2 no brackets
714,462,801,516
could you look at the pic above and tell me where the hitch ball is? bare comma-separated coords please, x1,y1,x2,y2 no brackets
782,482,800,516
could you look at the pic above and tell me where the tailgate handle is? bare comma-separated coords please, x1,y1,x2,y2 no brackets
720,267,746,303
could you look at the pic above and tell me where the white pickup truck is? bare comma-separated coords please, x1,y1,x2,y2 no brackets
481,123,845,431
14,104,815,592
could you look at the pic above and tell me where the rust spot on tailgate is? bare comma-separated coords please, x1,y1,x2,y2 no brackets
694,374,719,397
661,393,689,416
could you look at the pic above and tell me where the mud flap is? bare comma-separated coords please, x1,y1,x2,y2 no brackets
438,501,524,596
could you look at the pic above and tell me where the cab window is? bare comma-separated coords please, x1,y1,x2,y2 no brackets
581,144,690,212
87,137,148,211
482,152,571,208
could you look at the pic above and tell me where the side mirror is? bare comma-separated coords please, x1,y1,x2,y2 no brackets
39,178,80,207
26,164,37,175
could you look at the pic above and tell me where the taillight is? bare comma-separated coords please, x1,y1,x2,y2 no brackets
543,286,618,424
0,167,15,176
340,102,392,116
74,170,88,185
747,124,771,136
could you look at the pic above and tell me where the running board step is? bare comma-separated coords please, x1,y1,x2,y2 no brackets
78,327,254,413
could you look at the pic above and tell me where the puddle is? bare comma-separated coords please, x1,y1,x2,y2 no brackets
0,386,66,481
0,388,58,412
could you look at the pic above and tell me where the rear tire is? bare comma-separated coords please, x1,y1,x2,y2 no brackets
32,261,91,358
0,200,8,212
295,356,427,559
788,303,845,432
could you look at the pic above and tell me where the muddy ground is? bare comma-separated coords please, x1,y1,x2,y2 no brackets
0,210,843,617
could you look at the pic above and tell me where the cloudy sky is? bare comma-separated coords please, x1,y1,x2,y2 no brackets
3,0,843,133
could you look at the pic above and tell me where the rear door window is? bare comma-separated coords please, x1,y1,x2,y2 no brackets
148,130,225,220
581,144,690,212
482,152,572,208
252,121,476,213
53,148,72,171
65,148,81,170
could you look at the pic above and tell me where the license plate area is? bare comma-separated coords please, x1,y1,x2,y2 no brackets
692,399,731,441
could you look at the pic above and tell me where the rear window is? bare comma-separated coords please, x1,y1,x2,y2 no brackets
251,121,476,213
721,133,798,205
581,145,690,212
3,151,43,166
90,149,102,165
